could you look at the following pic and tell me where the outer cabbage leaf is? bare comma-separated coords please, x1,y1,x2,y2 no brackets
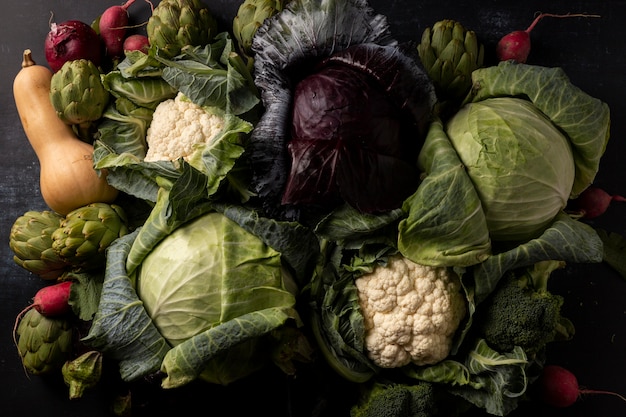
101,71,177,110
82,230,170,381
404,339,528,416
467,61,610,197
471,212,603,303
398,119,491,267
161,307,296,388
157,33,260,116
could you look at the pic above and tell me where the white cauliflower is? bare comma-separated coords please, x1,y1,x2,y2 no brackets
355,254,467,368
144,92,224,162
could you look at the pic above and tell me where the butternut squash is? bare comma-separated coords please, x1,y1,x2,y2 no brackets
13,49,118,215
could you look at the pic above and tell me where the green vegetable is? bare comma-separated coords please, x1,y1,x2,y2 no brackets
49,59,110,141
233,0,288,59
446,97,576,242
476,260,575,356
51,203,129,272
16,308,73,375
84,176,318,388
404,339,529,416
146,0,218,60
94,36,255,204
62,351,103,399
9,210,68,280
350,381,444,417
417,19,484,115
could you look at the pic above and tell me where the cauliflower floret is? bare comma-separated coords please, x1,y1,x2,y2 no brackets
144,92,224,162
355,255,467,368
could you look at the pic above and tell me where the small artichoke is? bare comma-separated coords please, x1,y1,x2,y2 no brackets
62,350,103,399
233,0,287,58
16,308,73,375
147,0,218,59
417,20,484,108
49,59,109,141
51,203,129,271
9,210,68,280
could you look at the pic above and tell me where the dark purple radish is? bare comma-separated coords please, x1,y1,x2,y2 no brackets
574,186,626,219
123,34,150,53
12,280,73,346
99,0,138,59
496,13,600,63
538,365,626,408
44,20,103,72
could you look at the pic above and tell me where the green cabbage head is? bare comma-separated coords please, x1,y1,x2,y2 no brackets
137,212,297,346
446,97,575,241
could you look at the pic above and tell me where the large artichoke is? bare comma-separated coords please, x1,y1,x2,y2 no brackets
49,59,109,141
16,308,73,375
51,203,129,271
9,210,68,280
233,0,288,58
146,0,218,59
417,19,484,112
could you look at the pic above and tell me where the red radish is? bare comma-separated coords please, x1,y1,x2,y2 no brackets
496,13,600,63
123,34,150,53
537,365,626,408
99,0,138,59
44,20,103,72
12,280,73,346
574,186,626,219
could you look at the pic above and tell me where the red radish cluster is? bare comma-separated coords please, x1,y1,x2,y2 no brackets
496,13,601,63
99,0,138,60
538,364,626,408
44,0,153,71
12,280,73,345
573,186,626,219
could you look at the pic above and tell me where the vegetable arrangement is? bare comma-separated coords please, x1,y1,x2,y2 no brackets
8,0,626,416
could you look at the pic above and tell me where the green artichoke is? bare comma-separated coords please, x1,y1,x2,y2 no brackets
233,0,287,58
417,19,484,110
49,59,109,141
16,308,73,375
51,203,129,271
62,350,103,399
9,210,68,280
147,0,218,59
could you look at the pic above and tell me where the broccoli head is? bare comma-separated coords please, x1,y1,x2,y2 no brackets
350,381,439,417
350,379,472,417
476,260,575,356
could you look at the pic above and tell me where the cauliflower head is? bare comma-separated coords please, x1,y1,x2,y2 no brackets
144,92,224,162
355,255,467,368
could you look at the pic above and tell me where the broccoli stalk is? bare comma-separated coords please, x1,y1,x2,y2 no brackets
476,260,575,356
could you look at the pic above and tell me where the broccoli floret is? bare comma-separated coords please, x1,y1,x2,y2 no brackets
477,260,574,356
350,381,439,417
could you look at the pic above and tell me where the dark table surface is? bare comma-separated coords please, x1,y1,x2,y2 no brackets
1,1,625,416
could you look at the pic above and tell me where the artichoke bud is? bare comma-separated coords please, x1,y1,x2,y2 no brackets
16,309,73,375
62,351,103,399
49,59,109,140
51,203,129,271
147,0,218,59
417,19,484,106
233,0,287,57
9,210,68,280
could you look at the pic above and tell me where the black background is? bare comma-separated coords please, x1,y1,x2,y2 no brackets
1,1,625,416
